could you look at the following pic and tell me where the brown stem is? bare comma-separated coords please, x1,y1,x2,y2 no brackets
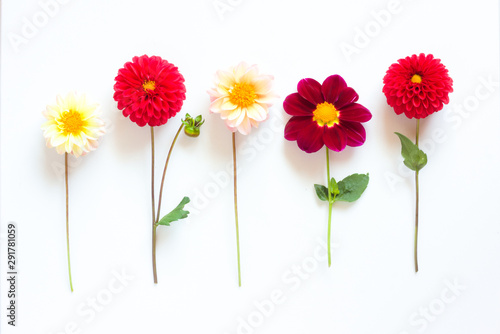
156,124,184,223
232,132,241,287
151,126,157,284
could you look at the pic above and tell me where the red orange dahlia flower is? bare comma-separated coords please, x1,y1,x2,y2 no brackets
382,53,453,119
113,55,186,127
284,75,372,153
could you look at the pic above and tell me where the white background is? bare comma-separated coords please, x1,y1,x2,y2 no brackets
1,0,500,333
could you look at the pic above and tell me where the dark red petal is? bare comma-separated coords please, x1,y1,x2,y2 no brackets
284,117,310,141
296,121,325,153
297,78,324,105
338,103,372,122
335,87,359,109
341,121,366,147
321,75,347,104
283,93,315,116
323,125,347,152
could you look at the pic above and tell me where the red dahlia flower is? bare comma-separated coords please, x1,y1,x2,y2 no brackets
113,55,186,127
383,53,453,119
284,75,372,153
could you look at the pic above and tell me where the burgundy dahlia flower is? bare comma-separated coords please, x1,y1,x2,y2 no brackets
284,75,372,153
113,55,186,127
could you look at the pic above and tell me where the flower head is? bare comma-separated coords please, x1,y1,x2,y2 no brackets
208,62,276,135
283,75,372,153
41,92,105,158
113,55,186,127
383,53,453,119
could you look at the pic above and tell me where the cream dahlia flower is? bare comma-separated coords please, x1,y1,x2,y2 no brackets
208,62,276,135
42,92,105,157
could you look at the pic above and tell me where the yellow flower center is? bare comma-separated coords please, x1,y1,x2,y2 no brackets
60,110,85,135
143,80,156,92
229,83,256,108
411,74,422,84
313,102,339,127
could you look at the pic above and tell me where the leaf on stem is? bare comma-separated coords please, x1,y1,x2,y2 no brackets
314,184,329,202
395,132,427,171
157,196,190,226
336,173,369,202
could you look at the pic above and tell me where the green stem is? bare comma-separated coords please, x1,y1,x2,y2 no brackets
326,148,333,267
156,124,184,223
65,153,74,292
414,119,420,273
151,126,158,284
232,132,242,286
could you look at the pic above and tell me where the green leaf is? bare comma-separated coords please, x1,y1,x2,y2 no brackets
329,177,339,196
395,132,427,171
314,184,329,202
336,174,369,202
157,197,190,226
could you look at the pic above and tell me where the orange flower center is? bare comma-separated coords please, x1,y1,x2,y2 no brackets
60,110,85,135
143,80,156,92
411,74,422,84
229,83,256,108
313,102,339,127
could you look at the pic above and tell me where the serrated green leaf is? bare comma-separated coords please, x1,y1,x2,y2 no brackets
314,184,329,202
395,132,427,171
329,177,339,196
336,173,369,202
157,197,190,226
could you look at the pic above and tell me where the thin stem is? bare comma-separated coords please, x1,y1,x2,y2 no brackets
232,132,242,287
326,148,332,267
156,124,184,223
151,126,158,284
415,170,419,272
65,153,74,292
414,119,420,273
416,119,420,146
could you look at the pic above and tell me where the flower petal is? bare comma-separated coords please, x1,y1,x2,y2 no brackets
253,75,274,94
322,75,347,104
338,103,372,122
323,125,347,152
283,93,315,116
296,121,325,153
246,103,268,122
284,116,310,141
341,121,366,147
297,78,324,105
236,115,251,135
335,87,359,109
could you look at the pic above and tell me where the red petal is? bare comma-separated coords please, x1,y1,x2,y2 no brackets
323,125,347,152
321,75,347,104
283,93,315,116
284,117,310,141
341,121,366,147
297,78,324,105
339,104,372,122
296,121,325,153
335,87,359,109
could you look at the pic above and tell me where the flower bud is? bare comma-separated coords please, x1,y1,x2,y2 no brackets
182,113,205,138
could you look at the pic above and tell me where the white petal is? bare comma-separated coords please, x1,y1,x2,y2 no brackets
246,103,268,122
216,70,236,88
252,75,274,94
227,107,242,121
234,107,246,126
236,115,251,135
